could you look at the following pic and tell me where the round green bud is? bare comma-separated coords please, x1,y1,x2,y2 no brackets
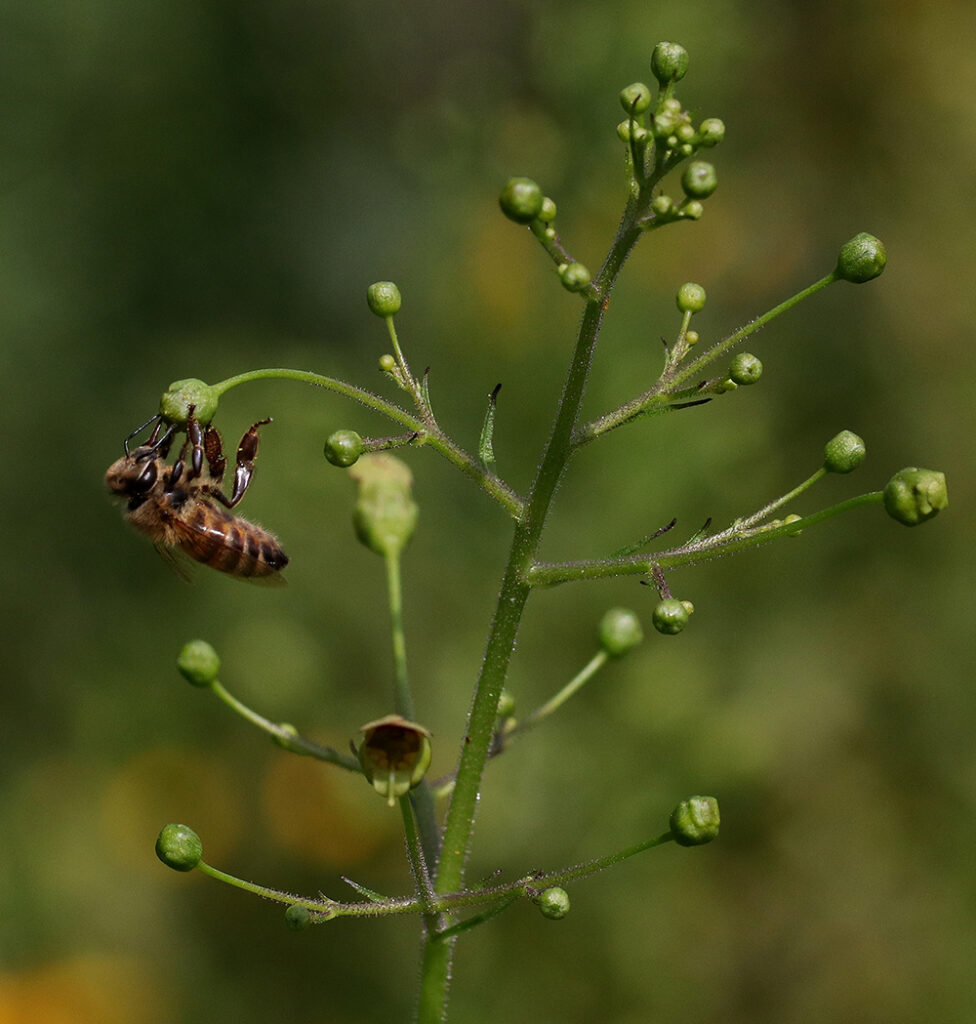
685,330,699,346
499,177,544,224
350,454,419,557
177,639,220,687
599,607,644,657
670,796,720,846
676,282,706,313
366,281,402,317
651,195,673,215
159,378,219,427
155,823,203,871
728,352,763,385
651,42,689,84
835,232,887,283
273,722,300,750
538,197,557,223
823,430,866,473
883,467,948,526
698,118,725,146
496,689,516,720
324,429,364,468
378,353,397,373
652,598,691,635
285,905,312,931
681,160,718,199
559,262,591,293
681,200,704,220
533,886,570,920
616,121,649,144
620,82,652,115
652,110,678,136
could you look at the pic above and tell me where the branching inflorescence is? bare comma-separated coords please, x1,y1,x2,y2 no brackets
110,42,948,1023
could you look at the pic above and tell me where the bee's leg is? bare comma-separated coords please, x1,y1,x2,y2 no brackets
185,408,205,479
208,418,271,508
204,425,227,484
167,407,204,490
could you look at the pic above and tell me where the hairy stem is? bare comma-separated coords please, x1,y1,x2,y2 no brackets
417,187,651,1022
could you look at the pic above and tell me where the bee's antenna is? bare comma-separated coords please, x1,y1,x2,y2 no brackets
123,412,163,456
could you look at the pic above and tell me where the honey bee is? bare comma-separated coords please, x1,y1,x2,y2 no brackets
105,406,289,582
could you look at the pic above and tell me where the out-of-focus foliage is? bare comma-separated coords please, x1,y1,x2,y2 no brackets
1,1,972,1021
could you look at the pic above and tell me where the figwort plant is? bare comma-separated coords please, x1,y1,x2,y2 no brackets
117,42,946,1022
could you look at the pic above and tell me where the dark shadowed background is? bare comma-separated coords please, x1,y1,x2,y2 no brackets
1,1,973,1021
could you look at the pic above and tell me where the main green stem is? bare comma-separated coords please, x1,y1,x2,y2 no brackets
416,197,647,1021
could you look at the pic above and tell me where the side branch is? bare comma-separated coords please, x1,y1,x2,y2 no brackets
527,492,884,586
212,367,524,518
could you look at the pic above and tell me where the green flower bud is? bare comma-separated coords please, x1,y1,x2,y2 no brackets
676,282,706,313
538,197,558,223
349,454,419,557
357,715,432,807
684,330,699,346
155,823,203,871
681,160,717,199
835,233,887,283
680,199,704,220
652,109,678,135
728,352,763,385
366,281,402,317
496,689,516,720
598,607,644,657
378,353,397,372
499,177,544,224
651,42,689,84
159,378,219,426
652,598,691,635
620,82,652,114
273,722,300,750
559,262,591,293
177,640,220,687
823,430,866,473
533,886,570,920
651,195,673,216
670,796,720,846
698,118,725,146
324,429,364,468
616,121,649,145
883,467,948,526
285,905,312,931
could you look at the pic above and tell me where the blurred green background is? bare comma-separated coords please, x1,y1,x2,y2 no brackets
1,0,972,1021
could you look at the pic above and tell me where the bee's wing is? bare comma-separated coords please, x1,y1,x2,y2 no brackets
153,541,197,583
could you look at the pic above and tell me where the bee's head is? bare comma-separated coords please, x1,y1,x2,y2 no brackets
106,448,159,498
